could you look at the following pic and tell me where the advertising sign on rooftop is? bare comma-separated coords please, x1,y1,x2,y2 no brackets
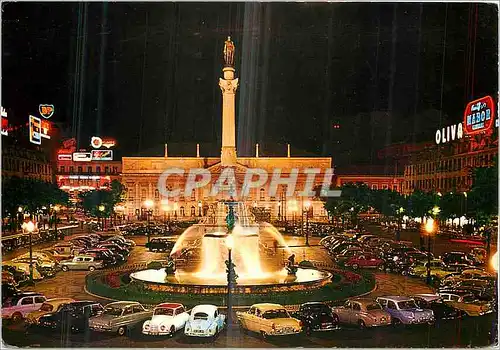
91,149,113,161
39,104,55,119
463,96,495,135
1,107,8,136
29,115,42,145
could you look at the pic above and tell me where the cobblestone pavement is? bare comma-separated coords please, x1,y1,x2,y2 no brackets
2,232,497,348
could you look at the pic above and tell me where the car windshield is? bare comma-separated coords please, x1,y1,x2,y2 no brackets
103,307,123,316
154,308,174,316
397,301,418,310
40,303,53,312
366,303,382,310
193,312,209,320
262,309,289,319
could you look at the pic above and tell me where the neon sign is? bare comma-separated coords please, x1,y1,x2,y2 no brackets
91,149,113,161
91,136,116,149
435,123,463,145
29,115,42,145
1,107,8,136
39,104,55,119
463,96,495,135
58,154,73,161
73,152,92,162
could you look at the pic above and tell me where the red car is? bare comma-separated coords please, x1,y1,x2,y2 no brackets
344,254,385,270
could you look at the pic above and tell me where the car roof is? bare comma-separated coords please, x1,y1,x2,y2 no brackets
301,302,328,307
106,301,140,308
156,303,183,309
68,301,99,306
349,297,377,305
45,298,75,304
18,291,44,297
377,296,413,302
191,304,217,313
252,303,285,312
411,294,441,302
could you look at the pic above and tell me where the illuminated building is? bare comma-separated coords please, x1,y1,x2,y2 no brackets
121,38,332,220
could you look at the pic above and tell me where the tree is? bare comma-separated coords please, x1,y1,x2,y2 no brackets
439,192,465,224
406,190,434,222
324,183,372,227
468,158,498,228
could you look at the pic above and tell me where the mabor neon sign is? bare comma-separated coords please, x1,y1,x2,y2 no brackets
463,96,495,135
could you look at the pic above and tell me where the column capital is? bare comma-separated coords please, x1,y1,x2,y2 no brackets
219,78,239,94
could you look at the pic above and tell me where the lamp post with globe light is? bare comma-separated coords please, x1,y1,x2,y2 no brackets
98,205,105,230
22,221,36,284
304,200,311,246
53,205,60,240
225,233,234,329
144,200,154,244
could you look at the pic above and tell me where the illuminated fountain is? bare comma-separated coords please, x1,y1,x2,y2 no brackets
130,201,331,294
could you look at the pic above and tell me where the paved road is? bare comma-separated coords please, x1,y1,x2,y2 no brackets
2,233,497,348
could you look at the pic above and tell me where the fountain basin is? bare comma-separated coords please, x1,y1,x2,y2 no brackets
129,268,332,295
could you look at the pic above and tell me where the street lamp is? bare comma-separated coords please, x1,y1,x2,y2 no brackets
198,201,202,217
304,200,311,246
52,205,61,240
277,201,282,221
144,199,154,244
225,234,234,330
424,218,436,285
98,205,105,230
22,221,36,284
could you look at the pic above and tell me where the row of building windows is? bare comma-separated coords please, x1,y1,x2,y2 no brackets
59,166,119,175
3,157,51,176
405,153,495,176
405,176,471,192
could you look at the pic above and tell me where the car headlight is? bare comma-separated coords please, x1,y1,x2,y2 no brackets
160,325,167,332
407,313,414,319
143,322,150,330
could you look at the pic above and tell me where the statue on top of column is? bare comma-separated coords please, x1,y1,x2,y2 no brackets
224,36,235,67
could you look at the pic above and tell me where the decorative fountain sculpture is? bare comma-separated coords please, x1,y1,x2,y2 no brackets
130,200,331,294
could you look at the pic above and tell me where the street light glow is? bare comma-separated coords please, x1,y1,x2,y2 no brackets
98,205,105,212
144,199,154,209
22,220,35,233
491,251,498,272
425,218,435,234
431,206,441,216
304,200,311,210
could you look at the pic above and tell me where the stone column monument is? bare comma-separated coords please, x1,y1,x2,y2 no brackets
219,36,238,166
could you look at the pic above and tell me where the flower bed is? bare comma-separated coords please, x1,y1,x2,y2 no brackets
86,268,374,308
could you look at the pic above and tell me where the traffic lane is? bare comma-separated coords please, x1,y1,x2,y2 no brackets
3,313,496,348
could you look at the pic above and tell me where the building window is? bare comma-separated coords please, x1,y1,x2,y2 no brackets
190,206,195,216
87,166,92,173
105,166,109,174
112,166,118,174
191,191,196,201
260,188,265,201
180,207,185,216
69,166,74,174
78,166,82,173
96,166,101,173
154,189,159,199
60,166,65,173
383,185,388,190
372,184,378,190
393,185,398,191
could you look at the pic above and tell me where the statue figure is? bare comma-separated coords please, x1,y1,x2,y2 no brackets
223,36,235,67
165,257,176,275
286,254,298,276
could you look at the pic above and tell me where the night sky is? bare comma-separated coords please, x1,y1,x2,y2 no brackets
2,3,498,167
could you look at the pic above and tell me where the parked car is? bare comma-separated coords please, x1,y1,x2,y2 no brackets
3,262,43,281
236,303,302,338
89,301,153,336
293,302,339,334
145,237,176,252
344,253,385,270
81,249,117,266
334,247,365,263
3,265,28,285
441,252,477,266
439,291,494,316
469,248,487,265
98,243,129,257
184,304,225,338
142,303,189,337
2,284,21,304
37,301,104,332
1,292,47,322
60,255,104,271
331,298,391,329
408,259,451,279
411,294,465,320
25,298,75,326
376,296,434,325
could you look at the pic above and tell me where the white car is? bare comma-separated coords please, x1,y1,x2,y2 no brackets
184,304,225,338
2,292,47,322
142,303,189,337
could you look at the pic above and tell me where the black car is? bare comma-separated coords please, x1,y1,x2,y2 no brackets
2,284,21,304
441,252,476,266
37,301,104,332
145,237,175,252
412,295,465,320
293,302,339,335
98,243,129,257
